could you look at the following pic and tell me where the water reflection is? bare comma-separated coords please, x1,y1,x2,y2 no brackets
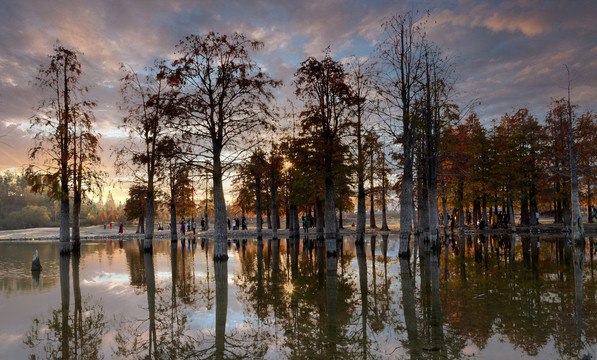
1,234,596,359
574,241,585,356
24,252,107,359
0,242,59,295
400,257,419,358
356,241,368,358
214,258,227,359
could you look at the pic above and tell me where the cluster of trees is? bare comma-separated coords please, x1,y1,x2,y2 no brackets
232,13,593,257
232,12,456,258
442,102,597,232
114,32,280,256
0,172,54,229
0,171,125,230
27,45,103,253
28,11,591,257
113,12,462,259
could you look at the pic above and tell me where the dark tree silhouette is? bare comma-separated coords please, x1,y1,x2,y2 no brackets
27,45,99,253
294,51,353,254
118,61,175,250
169,32,280,259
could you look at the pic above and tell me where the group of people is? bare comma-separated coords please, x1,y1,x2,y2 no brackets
440,209,512,231
176,217,211,236
103,222,124,233
228,217,247,230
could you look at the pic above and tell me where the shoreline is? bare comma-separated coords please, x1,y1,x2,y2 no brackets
1,223,596,241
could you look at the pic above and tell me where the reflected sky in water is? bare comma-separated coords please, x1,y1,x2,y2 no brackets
0,234,596,359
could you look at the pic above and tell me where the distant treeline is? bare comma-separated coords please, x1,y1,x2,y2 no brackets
0,172,124,230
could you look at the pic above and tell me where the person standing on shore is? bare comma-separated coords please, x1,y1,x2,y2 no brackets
118,223,123,234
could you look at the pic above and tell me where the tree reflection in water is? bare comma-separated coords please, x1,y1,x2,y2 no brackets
355,241,368,358
19,234,597,359
573,240,586,357
24,252,107,359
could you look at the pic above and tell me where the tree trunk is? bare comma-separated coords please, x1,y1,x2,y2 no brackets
285,205,290,229
587,184,593,223
566,72,585,243
458,181,464,229
356,101,366,239
145,189,155,244
291,204,300,237
287,205,293,233
338,207,343,229
59,60,70,255
255,177,262,238
169,197,178,242
169,193,178,242
167,189,177,247
472,200,480,226
213,152,228,260
428,160,440,250
316,199,324,240
416,142,428,236
507,181,516,232
270,173,279,239
381,178,389,231
521,194,529,226
369,191,377,229
563,196,571,231
442,197,448,236
399,140,414,258
530,174,539,226
72,190,81,252
482,194,488,226
555,181,562,224
139,216,145,234
324,176,338,255
356,179,366,243
60,198,70,254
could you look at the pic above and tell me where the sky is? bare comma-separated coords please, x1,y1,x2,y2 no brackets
0,0,596,202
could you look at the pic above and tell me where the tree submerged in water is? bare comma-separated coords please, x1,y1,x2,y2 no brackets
27,44,103,253
168,32,280,260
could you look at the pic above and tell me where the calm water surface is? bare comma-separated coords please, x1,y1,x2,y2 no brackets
0,234,596,359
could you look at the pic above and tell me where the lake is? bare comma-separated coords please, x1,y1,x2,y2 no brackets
0,234,596,359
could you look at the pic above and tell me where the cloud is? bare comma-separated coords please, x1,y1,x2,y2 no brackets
0,0,595,186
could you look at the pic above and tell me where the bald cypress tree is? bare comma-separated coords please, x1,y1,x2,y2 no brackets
170,32,279,260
